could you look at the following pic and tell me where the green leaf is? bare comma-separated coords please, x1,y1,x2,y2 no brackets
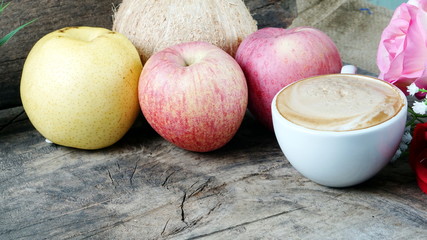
0,1,10,15
0,18,36,46
0,1,37,47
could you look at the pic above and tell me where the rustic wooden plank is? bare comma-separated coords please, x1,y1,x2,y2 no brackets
0,105,426,239
0,0,296,110
1,1,425,239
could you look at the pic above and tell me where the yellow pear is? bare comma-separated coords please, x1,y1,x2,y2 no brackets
20,26,143,150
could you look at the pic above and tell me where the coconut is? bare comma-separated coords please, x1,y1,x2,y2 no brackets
113,0,257,63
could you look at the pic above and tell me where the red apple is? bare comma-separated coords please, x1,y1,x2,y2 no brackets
235,27,342,130
138,41,248,152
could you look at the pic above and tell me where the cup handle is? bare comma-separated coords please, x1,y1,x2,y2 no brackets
341,65,357,74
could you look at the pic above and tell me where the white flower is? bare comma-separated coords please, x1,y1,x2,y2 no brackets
412,101,427,114
407,83,420,96
402,131,413,144
392,149,402,162
391,127,412,162
399,142,408,152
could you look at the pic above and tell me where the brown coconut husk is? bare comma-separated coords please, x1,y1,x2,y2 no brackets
113,0,257,63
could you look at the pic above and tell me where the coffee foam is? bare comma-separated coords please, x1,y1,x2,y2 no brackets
276,75,404,131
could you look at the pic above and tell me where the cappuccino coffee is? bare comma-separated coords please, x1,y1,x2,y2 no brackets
276,74,404,131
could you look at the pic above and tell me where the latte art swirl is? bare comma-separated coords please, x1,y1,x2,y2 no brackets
276,75,404,131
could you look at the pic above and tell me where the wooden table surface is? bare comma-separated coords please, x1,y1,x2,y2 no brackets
1,1,426,239
1,102,426,239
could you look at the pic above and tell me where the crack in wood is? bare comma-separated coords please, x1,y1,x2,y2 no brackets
188,177,212,198
107,170,115,186
208,202,222,216
188,201,222,227
160,201,223,238
180,192,187,223
187,206,307,239
178,178,213,225
158,178,223,237
0,198,117,236
147,161,160,171
0,109,24,132
129,159,141,186
79,218,128,240
161,171,176,187
160,218,170,236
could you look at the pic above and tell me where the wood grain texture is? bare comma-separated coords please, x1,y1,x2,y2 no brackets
2,1,425,239
0,0,297,110
1,106,426,239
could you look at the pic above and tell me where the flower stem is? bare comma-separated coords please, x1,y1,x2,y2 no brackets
407,108,427,127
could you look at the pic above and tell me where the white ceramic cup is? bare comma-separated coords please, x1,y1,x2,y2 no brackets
271,68,408,187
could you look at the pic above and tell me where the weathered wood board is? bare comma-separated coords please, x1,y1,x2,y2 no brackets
0,0,297,110
1,103,426,239
1,0,426,239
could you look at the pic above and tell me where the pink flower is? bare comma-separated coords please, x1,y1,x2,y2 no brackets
377,0,427,97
